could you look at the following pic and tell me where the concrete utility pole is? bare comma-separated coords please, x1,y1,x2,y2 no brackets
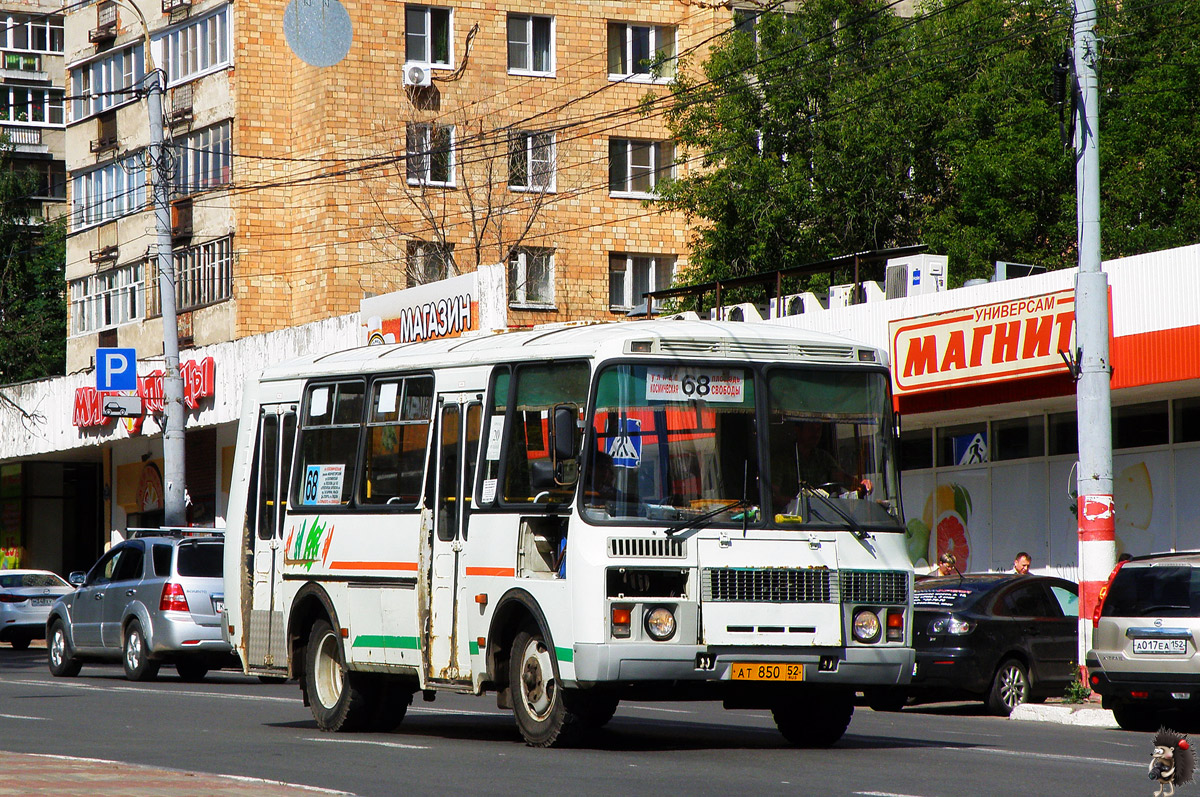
1072,0,1115,672
120,0,187,526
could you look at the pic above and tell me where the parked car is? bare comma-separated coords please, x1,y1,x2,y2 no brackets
46,530,234,681
867,573,1079,715
0,570,73,649
1087,551,1200,731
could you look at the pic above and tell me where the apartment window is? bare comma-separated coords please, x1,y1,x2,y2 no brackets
507,14,552,74
608,253,673,311
406,123,454,186
608,139,673,197
174,121,232,194
508,247,553,307
147,236,234,316
28,161,66,199
406,240,455,285
406,6,451,66
3,14,64,53
157,5,231,87
69,262,145,335
72,153,147,230
70,44,144,121
0,87,63,125
508,131,554,191
607,22,675,80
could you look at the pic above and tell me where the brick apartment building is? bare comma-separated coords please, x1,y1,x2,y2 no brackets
60,0,748,373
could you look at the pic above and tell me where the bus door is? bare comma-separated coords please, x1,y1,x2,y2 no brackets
246,403,296,674
425,397,481,684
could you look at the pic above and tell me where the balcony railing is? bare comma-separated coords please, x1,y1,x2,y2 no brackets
2,126,41,146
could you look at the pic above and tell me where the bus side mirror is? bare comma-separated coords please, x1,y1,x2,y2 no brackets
552,404,579,486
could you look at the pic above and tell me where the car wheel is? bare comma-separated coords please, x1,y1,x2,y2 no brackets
47,619,81,678
305,618,373,732
772,689,854,747
865,688,908,712
10,635,31,651
987,658,1029,716
122,621,160,682
369,682,415,732
175,660,209,682
509,628,582,747
1113,701,1159,732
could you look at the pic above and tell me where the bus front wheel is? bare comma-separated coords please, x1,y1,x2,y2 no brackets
772,690,853,747
510,629,581,747
306,619,372,732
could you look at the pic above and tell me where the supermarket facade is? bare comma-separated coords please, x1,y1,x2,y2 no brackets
2,244,1199,579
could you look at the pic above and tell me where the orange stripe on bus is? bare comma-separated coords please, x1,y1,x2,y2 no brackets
328,561,419,571
465,567,516,577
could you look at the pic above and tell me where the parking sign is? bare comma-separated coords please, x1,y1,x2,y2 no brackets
96,348,138,391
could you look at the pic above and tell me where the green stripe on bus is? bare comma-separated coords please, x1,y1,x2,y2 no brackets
352,635,421,650
555,646,573,663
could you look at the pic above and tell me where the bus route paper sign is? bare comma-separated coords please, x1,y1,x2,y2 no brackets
303,464,345,505
645,367,744,403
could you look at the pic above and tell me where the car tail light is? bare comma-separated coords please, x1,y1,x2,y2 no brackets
0,593,25,603
1092,560,1126,628
886,608,904,642
159,583,190,613
1131,690,1149,699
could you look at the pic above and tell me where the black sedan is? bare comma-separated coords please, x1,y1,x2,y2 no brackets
867,573,1079,715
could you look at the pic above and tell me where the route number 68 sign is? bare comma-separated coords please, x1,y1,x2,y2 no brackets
645,367,745,403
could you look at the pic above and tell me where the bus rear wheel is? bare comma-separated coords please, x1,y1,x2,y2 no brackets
510,629,582,747
772,690,854,747
306,619,372,732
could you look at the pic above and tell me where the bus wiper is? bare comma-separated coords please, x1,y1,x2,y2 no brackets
663,499,751,537
798,482,870,540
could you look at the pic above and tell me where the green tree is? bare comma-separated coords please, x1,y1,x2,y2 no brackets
657,0,1077,292
0,138,65,383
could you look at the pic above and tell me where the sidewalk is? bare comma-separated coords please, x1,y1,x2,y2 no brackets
0,752,353,797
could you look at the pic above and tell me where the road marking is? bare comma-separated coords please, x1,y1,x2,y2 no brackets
622,704,693,715
5,678,296,703
307,737,431,750
933,730,1002,738
0,713,48,720
968,746,1141,769
855,792,929,797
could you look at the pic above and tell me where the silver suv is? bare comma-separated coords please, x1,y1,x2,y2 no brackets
1086,551,1200,730
46,529,233,681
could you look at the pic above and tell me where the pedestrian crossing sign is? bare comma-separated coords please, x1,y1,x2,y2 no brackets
608,418,642,468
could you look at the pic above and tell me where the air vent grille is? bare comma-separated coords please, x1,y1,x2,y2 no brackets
703,567,833,603
608,537,686,559
838,570,909,605
652,339,855,362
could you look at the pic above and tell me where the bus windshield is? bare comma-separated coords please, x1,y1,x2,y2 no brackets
580,362,901,530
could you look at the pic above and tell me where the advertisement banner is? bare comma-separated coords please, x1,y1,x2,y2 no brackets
361,265,507,346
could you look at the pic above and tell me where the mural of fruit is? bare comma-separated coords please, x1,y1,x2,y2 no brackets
1115,461,1153,531
906,518,931,566
922,483,972,571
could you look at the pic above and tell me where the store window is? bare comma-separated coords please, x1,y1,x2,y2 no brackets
936,423,987,467
993,416,1045,461
1048,411,1078,456
1173,397,1200,444
899,428,933,471
1113,401,1168,449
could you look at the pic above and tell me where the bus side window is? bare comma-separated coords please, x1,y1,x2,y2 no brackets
359,376,433,507
499,362,589,505
294,380,365,508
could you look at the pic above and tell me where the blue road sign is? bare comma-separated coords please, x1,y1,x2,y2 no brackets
607,418,642,468
96,347,138,391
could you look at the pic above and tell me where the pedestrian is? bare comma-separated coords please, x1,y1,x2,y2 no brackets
1012,551,1031,575
930,552,957,577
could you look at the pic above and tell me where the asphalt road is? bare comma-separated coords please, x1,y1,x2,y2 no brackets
0,646,1157,797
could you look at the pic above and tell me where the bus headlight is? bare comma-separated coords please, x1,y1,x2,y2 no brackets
645,606,677,641
852,609,881,643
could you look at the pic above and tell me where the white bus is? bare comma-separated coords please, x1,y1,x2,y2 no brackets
223,319,914,747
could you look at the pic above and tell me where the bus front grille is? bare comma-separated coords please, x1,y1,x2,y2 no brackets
702,567,833,603
838,570,909,605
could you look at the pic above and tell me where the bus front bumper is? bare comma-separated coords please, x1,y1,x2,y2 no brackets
570,643,914,688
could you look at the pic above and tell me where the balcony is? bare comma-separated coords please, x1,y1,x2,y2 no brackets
90,245,118,265
2,127,41,146
89,136,118,154
89,22,117,43
162,0,191,13
168,84,193,127
170,199,192,241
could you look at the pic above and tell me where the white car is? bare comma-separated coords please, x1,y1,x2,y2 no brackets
0,570,73,649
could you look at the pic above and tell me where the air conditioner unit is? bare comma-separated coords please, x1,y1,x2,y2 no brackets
828,283,857,309
884,254,948,299
709,302,765,322
994,261,1046,281
403,62,432,87
770,292,826,318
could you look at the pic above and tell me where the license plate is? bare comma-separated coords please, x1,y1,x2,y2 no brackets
31,597,51,607
1133,638,1188,654
731,662,803,681
213,597,225,615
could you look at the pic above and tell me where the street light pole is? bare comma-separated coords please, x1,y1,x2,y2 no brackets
1073,0,1114,673
121,0,187,526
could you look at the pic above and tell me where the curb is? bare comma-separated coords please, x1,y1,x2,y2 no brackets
1010,702,1118,728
